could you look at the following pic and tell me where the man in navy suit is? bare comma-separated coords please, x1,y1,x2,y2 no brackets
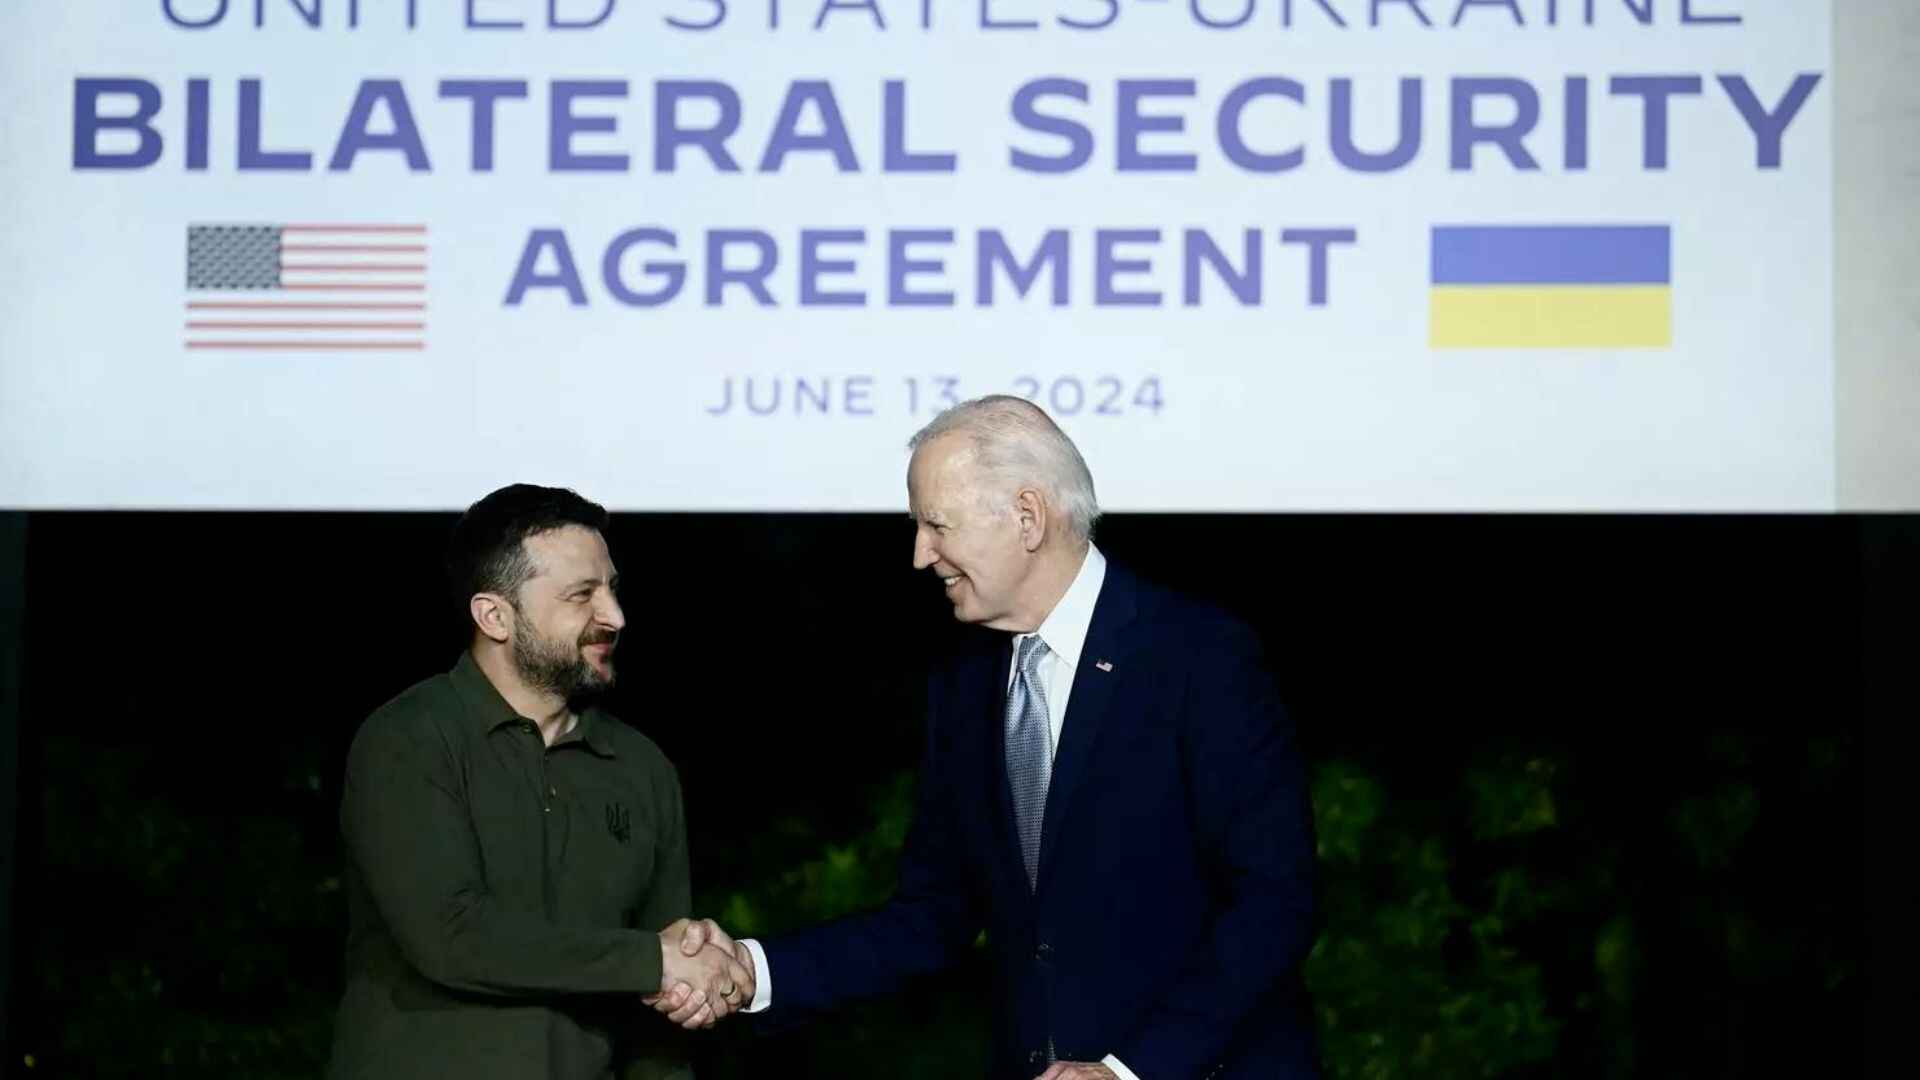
659,396,1318,1079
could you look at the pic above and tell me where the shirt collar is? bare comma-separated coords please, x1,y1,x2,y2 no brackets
448,651,618,757
1025,543,1106,671
562,709,619,758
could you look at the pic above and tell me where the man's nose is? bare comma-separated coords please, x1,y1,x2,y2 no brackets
912,528,937,571
598,591,627,632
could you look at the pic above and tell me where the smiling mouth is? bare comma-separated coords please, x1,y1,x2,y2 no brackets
942,575,963,588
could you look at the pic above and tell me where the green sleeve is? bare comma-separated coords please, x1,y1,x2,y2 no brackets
341,712,665,997
635,759,693,935
618,756,699,1078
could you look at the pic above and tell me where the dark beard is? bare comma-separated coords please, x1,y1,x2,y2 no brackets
511,618,615,703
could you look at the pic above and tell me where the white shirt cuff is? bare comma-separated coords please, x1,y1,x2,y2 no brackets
1101,1054,1142,1080
740,938,772,1012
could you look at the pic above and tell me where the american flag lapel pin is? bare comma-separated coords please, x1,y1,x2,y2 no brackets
1095,660,1113,672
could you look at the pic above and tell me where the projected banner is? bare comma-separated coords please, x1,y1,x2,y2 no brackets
0,1,1831,510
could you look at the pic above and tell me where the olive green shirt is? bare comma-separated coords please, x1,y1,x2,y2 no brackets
328,653,693,1080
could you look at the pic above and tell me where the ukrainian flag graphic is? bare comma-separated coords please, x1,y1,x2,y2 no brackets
1429,225,1672,348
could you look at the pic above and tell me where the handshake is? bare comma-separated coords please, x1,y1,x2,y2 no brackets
647,918,752,1029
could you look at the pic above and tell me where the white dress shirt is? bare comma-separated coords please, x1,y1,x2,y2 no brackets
1007,543,1106,757
743,546,1141,1080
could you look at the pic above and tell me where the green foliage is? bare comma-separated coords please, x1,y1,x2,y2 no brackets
1673,782,1758,872
1310,760,1385,864
1309,758,1561,1080
700,772,917,939
29,741,339,1079
24,733,1859,1078
1465,757,1558,840
695,772,989,1080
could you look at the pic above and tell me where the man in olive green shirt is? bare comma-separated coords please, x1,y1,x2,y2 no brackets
328,485,752,1080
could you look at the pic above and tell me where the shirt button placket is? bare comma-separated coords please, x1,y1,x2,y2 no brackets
520,722,552,813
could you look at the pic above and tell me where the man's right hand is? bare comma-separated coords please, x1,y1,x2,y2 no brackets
646,918,755,1029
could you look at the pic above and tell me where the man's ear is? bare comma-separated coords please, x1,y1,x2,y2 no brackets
470,592,514,644
1014,487,1049,553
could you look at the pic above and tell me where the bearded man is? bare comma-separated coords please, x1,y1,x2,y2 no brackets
328,484,752,1080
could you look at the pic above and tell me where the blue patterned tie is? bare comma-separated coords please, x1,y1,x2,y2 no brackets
1005,634,1053,891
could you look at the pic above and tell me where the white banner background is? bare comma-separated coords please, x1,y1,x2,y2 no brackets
0,1,1839,510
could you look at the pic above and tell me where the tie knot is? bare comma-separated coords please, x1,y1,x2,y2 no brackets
1016,634,1050,674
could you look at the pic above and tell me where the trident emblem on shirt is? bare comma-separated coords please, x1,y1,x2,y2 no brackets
606,802,631,845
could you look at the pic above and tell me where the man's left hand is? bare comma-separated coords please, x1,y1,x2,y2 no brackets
1034,1064,1117,1080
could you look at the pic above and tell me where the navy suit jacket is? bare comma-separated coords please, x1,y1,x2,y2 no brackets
763,562,1319,1080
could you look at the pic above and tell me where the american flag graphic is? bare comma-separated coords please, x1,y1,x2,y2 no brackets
185,223,427,351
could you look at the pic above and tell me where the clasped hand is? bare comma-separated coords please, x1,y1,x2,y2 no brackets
644,917,754,1030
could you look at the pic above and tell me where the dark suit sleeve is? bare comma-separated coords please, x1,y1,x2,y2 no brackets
759,672,988,1016
1111,619,1317,1078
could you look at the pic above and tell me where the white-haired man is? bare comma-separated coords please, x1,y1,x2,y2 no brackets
664,396,1319,1079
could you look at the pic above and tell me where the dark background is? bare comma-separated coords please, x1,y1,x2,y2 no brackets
0,511,1895,1078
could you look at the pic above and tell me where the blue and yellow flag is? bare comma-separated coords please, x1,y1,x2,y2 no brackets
1429,225,1671,348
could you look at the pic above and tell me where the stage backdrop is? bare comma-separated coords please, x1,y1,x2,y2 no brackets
0,1,1865,511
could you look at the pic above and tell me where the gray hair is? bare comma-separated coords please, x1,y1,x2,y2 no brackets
907,395,1101,542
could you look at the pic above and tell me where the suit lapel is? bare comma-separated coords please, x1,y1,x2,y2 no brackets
1035,564,1140,893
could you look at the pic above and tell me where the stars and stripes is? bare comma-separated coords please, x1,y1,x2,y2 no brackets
184,223,427,351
